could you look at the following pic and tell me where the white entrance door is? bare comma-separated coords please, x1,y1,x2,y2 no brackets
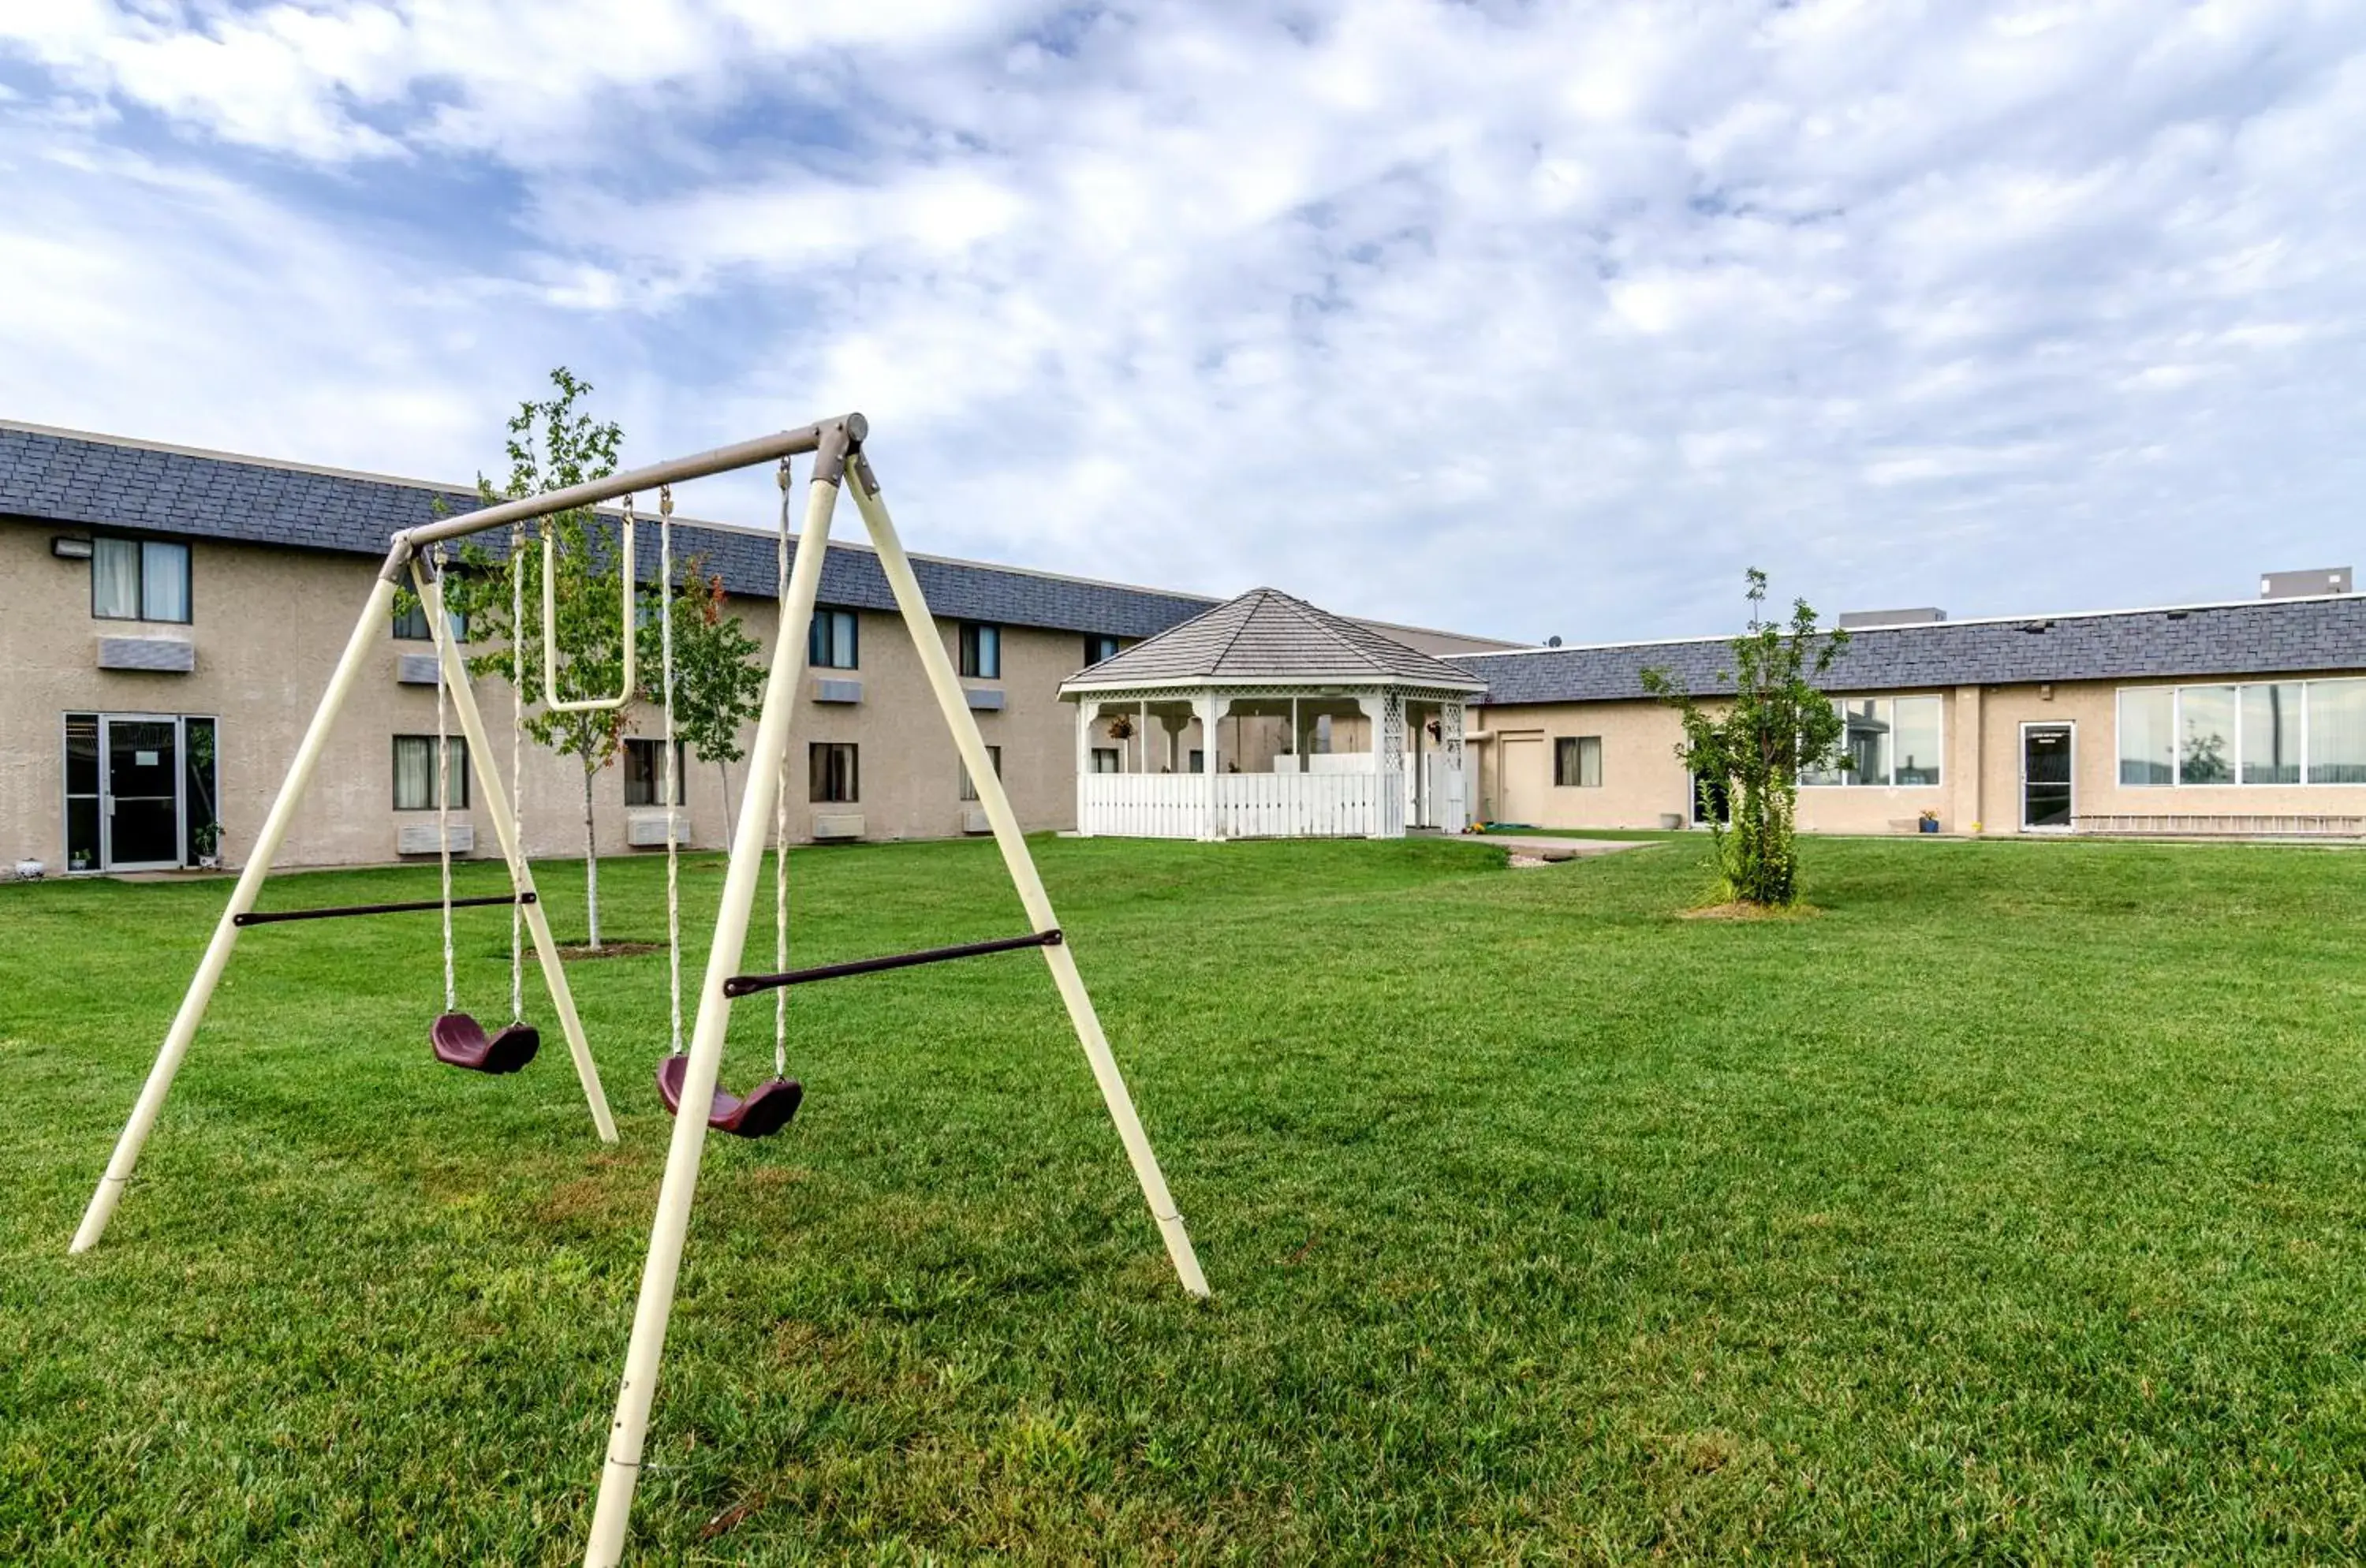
101,714,183,871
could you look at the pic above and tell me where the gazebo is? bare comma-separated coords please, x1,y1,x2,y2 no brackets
1061,588,1487,840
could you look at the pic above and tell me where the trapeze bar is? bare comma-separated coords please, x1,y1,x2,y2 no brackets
720,928,1063,999
233,891,538,928
386,413,868,563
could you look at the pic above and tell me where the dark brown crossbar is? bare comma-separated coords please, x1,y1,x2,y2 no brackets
722,928,1062,999
234,892,536,928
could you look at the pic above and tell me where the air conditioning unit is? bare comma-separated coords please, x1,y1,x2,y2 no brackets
812,812,864,841
965,687,1005,711
812,677,863,704
397,822,474,856
397,653,442,685
97,636,196,673
627,808,691,847
961,807,993,835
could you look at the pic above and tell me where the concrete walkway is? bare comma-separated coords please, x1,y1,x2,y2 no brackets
1478,834,1662,860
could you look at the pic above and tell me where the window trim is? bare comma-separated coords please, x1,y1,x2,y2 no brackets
392,734,469,811
91,533,194,625
2115,678,2364,788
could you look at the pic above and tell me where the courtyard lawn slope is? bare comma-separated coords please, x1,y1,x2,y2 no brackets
5,835,2365,1562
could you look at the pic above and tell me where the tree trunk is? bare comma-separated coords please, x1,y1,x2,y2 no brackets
718,759,736,844
581,762,601,950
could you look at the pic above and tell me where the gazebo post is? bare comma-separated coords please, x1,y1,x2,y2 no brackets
1074,700,1096,836
1197,688,1222,842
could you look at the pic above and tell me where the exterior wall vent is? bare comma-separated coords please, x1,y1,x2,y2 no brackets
812,677,863,704
98,636,196,673
812,812,864,840
965,687,1005,711
2260,567,2352,599
397,653,442,685
1837,607,1947,629
398,822,474,856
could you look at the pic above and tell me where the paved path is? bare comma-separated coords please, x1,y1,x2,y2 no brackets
1475,834,1662,858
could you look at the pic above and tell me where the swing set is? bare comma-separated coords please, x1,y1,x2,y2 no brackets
67,414,1208,1568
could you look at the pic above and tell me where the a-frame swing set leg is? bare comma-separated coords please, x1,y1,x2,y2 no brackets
582,428,1207,1568
69,569,619,1257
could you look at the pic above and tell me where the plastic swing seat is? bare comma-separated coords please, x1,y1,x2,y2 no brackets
431,1013,542,1074
655,1055,802,1139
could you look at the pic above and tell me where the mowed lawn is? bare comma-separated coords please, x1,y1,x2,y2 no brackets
6,834,2366,1563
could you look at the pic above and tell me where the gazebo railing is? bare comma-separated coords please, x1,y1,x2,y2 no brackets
1079,771,1403,839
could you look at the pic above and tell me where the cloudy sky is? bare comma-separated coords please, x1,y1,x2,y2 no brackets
3,2,2362,643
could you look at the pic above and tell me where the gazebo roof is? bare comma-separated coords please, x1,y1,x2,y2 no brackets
1061,587,1487,694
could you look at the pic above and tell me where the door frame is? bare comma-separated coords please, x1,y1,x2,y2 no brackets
98,711,187,872
2018,720,2076,834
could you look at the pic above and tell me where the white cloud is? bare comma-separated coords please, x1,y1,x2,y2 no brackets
4,0,2366,641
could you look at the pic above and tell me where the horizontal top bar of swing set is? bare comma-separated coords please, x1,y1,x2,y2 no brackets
721,928,1063,999
383,413,868,562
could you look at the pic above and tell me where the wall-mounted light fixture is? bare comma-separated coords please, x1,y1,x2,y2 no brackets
51,536,94,560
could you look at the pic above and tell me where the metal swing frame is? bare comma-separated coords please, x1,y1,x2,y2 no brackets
69,413,1208,1568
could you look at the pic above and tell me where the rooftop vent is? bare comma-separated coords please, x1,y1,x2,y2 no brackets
1837,607,1946,629
2260,567,2351,599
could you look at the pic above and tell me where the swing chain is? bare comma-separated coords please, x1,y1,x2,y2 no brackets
774,458,793,1081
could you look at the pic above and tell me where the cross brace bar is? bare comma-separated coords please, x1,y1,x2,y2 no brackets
721,928,1062,999
233,891,538,928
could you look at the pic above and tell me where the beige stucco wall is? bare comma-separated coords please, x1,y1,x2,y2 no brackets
1472,675,2366,835
2,521,1107,873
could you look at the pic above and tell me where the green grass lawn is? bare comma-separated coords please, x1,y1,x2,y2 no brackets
6,834,2366,1563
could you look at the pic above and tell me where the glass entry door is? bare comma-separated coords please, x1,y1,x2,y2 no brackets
102,715,183,870
2021,723,2074,832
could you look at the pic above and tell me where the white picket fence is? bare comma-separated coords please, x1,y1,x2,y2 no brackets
1080,771,1408,838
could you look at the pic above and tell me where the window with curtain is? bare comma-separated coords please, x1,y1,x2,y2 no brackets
809,742,859,803
392,735,468,810
959,745,1003,801
1082,633,1122,666
2240,682,2302,784
1554,736,1603,787
624,738,686,805
2308,680,2366,783
959,622,1001,679
91,536,192,622
2118,688,2175,785
808,609,859,669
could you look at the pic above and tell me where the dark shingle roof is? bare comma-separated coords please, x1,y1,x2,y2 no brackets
1456,595,2366,704
0,422,1215,640
1061,588,1487,690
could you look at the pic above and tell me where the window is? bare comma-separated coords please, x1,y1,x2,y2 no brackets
92,536,191,622
391,599,467,641
624,738,687,806
393,735,468,810
2119,679,2366,787
1554,736,1603,788
958,745,1002,801
959,622,1002,679
1091,747,1121,775
1083,633,1122,666
1188,748,1205,774
2312,680,2366,783
65,715,99,871
1803,696,1943,786
809,742,859,803
2118,688,2175,786
809,609,859,670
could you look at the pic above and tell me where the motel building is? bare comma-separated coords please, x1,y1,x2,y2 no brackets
5,418,2364,876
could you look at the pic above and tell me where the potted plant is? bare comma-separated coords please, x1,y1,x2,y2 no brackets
193,819,223,868
1918,808,1940,834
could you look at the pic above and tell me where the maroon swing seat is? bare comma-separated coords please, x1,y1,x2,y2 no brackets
431,1013,542,1074
655,1055,802,1139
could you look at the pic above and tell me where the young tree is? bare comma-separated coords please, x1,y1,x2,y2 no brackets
438,368,629,949
1641,569,1849,909
640,562,766,838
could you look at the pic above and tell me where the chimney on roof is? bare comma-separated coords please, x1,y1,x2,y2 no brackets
1837,607,1946,629
2260,567,2351,599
